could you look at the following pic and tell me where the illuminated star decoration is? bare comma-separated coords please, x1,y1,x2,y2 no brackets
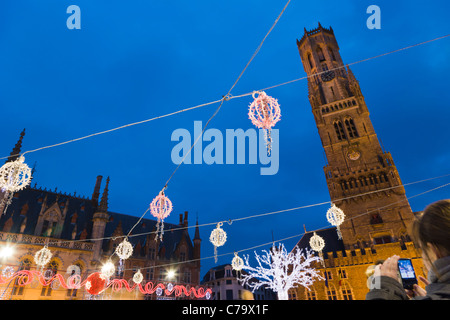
326,203,345,240
239,243,323,300
0,155,32,215
248,91,281,155
150,190,173,241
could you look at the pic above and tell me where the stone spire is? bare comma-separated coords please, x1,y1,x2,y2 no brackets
98,176,110,213
6,128,25,163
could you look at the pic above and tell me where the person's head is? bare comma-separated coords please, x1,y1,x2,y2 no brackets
411,199,450,269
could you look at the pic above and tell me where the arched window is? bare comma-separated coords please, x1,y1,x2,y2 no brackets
307,53,314,69
340,282,354,300
328,46,336,61
305,287,317,300
334,121,346,141
326,284,338,300
317,46,325,61
344,118,359,138
12,258,32,296
41,260,59,297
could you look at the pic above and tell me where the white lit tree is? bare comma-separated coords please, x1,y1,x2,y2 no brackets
239,243,323,300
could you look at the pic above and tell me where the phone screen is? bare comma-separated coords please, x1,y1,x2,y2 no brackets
398,259,416,279
398,259,418,289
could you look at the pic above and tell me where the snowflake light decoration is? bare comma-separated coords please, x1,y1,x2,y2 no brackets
326,203,345,239
239,243,323,300
0,155,32,214
34,245,52,269
115,238,133,260
309,232,325,266
150,190,173,241
248,91,281,155
209,222,227,263
231,252,244,271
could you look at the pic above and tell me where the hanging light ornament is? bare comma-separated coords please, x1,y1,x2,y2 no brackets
150,189,173,241
115,238,133,260
133,269,144,285
34,245,52,270
231,252,244,271
248,91,281,155
209,222,227,263
309,232,326,266
0,155,32,214
101,260,115,279
326,203,346,240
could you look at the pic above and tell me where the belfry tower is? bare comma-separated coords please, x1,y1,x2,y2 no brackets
297,24,414,249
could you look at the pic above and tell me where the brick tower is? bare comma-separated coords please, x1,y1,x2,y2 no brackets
296,23,415,250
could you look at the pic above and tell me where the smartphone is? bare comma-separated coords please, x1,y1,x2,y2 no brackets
397,258,418,290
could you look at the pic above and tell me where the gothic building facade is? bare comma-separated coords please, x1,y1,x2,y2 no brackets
0,131,202,300
293,24,425,300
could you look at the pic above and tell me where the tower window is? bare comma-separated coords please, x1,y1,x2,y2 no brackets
344,118,359,138
334,121,346,141
307,53,313,69
328,46,336,61
317,46,325,61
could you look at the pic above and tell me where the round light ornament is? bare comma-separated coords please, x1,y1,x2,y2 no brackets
248,91,281,155
34,245,52,269
0,155,33,214
326,203,345,239
231,252,244,271
209,222,227,263
115,238,133,260
309,232,325,266
133,269,144,285
150,189,173,241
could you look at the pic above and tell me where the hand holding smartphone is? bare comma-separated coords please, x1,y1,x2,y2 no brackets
397,258,418,290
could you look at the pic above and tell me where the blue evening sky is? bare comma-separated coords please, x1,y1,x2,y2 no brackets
1,0,449,277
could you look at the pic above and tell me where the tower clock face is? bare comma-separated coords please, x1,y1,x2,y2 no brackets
321,70,335,82
347,150,361,161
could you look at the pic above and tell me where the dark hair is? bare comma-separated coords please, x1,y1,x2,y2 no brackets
412,199,450,259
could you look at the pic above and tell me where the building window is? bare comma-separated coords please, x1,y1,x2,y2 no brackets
328,46,336,61
326,285,338,300
41,260,59,297
370,213,383,225
12,258,32,296
288,289,297,300
345,118,359,138
374,235,392,244
334,121,346,141
307,53,313,69
317,46,325,61
341,282,353,300
226,289,233,300
305,288,317,300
